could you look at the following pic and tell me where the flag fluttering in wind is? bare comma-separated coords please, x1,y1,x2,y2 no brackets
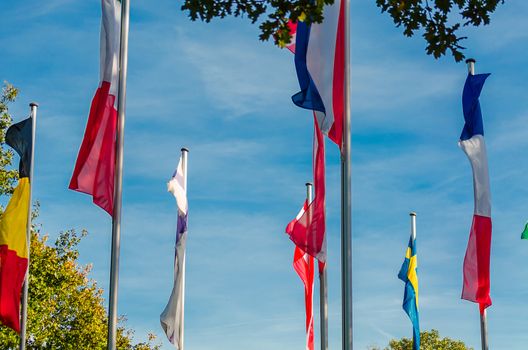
521,223,528,240
293,245,315,350
459,73,492,312
160,155,188,350
292,0,344,148
286,115,326,262
69,0,122,216
0,117,32,332
398,233,420,350
286,201,315,350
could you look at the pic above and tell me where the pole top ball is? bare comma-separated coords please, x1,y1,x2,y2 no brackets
409,212,417,217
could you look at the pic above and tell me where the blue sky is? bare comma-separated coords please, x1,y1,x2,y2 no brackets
2,0,528,349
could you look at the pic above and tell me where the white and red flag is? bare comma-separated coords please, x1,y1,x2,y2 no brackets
69,0,121,216
286,114,326,263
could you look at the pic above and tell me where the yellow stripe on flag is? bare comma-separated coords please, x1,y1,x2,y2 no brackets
0,178,30,259
408,255,418,308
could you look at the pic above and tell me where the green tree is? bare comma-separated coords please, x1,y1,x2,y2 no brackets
0,82,19,198
180,0,505,61
0,83,161,349
370,329,473,350
375,0,504,61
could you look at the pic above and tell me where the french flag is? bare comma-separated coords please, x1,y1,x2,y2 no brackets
69,0,121,216
292,0,345,149
459,72,492,312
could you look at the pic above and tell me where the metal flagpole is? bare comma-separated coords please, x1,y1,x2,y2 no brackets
181,147,189,350
480,309,489,350
410,212,416,240
341,0,352,348
107,0,130,348
19,102,38,350
465,57,489,350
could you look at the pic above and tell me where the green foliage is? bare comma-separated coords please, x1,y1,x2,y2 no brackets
375,0,505,61
0,82,19,198
0,85,161,348
180,0,505,60
369,329,473,350
181,0,334,47
0,228,162,349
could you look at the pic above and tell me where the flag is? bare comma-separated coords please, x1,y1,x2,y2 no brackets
522,223,528,240
291,0,344,148
459,73,492,312
69,0,121,216
160,156,188,349
286,114,326,262
398,234,420,350
293,245,314,350
0,117,33,332
285,21,297,54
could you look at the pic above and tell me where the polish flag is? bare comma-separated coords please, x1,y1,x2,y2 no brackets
69,0,121,216
286,114,326,262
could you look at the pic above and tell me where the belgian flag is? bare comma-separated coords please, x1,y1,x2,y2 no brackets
0,117,32,332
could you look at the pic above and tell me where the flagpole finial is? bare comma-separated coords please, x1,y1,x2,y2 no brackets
29,102,39,108
181,147,189,153
410,212,416,217
305,182,313,187
466,58,476,75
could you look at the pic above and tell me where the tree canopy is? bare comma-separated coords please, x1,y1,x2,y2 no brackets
369,329,473,350
180,0,505,61
0,83,161,349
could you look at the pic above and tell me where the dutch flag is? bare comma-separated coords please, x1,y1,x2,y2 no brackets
292,0,345,149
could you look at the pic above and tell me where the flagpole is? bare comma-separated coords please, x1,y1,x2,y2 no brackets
341,0,352,347
107,0,130,348
410,212,416,240
181,147,189,350
465,57,489,350
18,102,38,350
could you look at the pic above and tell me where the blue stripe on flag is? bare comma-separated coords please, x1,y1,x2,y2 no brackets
292,21,326,114
461,73,490,141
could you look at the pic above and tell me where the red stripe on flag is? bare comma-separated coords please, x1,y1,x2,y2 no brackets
328,0,345,149
69,81,117,216
293,246,314,350
0,245,28,333
286,114,326,260
461,214,492,312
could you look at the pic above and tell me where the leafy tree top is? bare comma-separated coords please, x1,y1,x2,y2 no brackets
368,329,473,350
180,0,505,61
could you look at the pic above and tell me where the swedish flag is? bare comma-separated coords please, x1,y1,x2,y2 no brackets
398,234,420,350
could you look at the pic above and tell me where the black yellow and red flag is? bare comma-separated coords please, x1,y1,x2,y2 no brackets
0,117,32,332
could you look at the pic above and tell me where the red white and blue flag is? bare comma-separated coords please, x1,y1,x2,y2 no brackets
459,72,492,312
292,0,345,149
69,0,121,216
